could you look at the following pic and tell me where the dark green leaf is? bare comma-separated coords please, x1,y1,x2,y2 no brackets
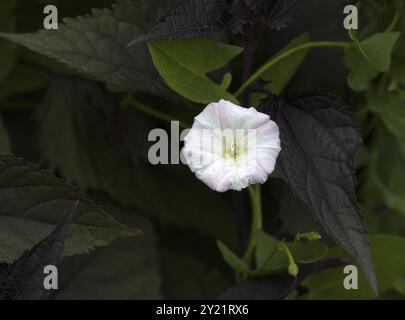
0,154,140,264
130,0,232,44
258,92,377,295
0,208,72,300
0,1,175,97
273,180,325,239
242,0,298,30
218,276,295,300
53,194,161,299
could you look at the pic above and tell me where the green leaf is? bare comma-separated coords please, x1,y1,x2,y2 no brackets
302,235,405,300
255,230,280,270
148,38,242,104
217,241,249,272
251,33,310,106
368,93,405,157
357,32,400,72
393,277,405,296
53,194,161,299
344,46,379,92
361,127,405,217
255,231,328,273
290,241,328,264
220,72,233,91
0,154,140,264
0,1,175,97
262,33,311,95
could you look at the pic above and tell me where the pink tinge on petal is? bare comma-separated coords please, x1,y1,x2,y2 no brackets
255,148,280,174
247,161,269,184
193,101,223,130
183,99,281,192
217,100,271,130
255,120,281,149
196,160,230,192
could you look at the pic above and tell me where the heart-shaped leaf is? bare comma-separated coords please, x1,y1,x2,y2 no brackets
354,32,400,72
148,38,242,104
344,46,379,92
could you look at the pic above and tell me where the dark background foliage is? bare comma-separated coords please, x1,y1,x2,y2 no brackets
0,0,404,300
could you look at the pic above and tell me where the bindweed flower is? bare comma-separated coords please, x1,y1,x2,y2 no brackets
182,100,281,192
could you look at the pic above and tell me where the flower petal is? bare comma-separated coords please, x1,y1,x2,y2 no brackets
183,100,281,192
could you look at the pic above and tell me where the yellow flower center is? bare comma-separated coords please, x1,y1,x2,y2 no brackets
223,137,244,160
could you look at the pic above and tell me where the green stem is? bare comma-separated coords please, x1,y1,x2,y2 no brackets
242,185,263,266
279,242,299,277
234,41,351,98
386,13,400,32
279,242,294,264
124,97,189,129
386,0,403,32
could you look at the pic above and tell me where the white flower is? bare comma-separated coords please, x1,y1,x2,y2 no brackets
182,99,281,192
